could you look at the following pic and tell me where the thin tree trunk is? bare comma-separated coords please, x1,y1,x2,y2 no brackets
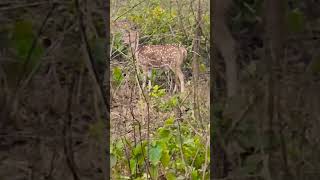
213,0,238,99
264,0,287,179
193,0,202,125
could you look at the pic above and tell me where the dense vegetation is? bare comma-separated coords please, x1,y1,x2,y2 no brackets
110,0,210,179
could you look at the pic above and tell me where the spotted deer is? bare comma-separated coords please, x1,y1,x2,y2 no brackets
122,30,187,93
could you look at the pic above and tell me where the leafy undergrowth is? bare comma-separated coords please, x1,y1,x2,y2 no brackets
111,66,210,179
111,115,210,180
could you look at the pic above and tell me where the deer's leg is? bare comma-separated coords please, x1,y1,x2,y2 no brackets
169,71,175,93
165,70,174,93
166,71,172,92
176,68,185,93
141,69,147,90
147,69,152,91
142,75,146,90
173,74,178,93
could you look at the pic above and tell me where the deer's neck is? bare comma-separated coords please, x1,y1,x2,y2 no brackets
129,40,140,61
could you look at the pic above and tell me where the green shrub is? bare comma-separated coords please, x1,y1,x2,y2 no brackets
111,116,210,179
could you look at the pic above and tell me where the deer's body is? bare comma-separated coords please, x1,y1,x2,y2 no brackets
123,31,186,92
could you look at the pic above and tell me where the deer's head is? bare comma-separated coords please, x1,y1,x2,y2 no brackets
122,30,139,45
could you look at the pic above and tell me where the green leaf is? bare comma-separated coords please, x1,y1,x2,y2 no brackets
165,117,175,126
183,146,194,160
110,154,117,168
152,141,159,148
191,169,199,180
200,63,206,73
149,144,163,166
194,154,205,168
168,97,178,107
166,172,177,180
151,69,157,81
158,128,171,139
161,150,170,167
150,84,166,97
116,140,124,150
194,136,201,146
287,9,305,33
184,138,195,146
111,140,125,158
175,159,185,170
133,143,144,156
150,165,159,179
130,158,137,174
112,66,124,86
